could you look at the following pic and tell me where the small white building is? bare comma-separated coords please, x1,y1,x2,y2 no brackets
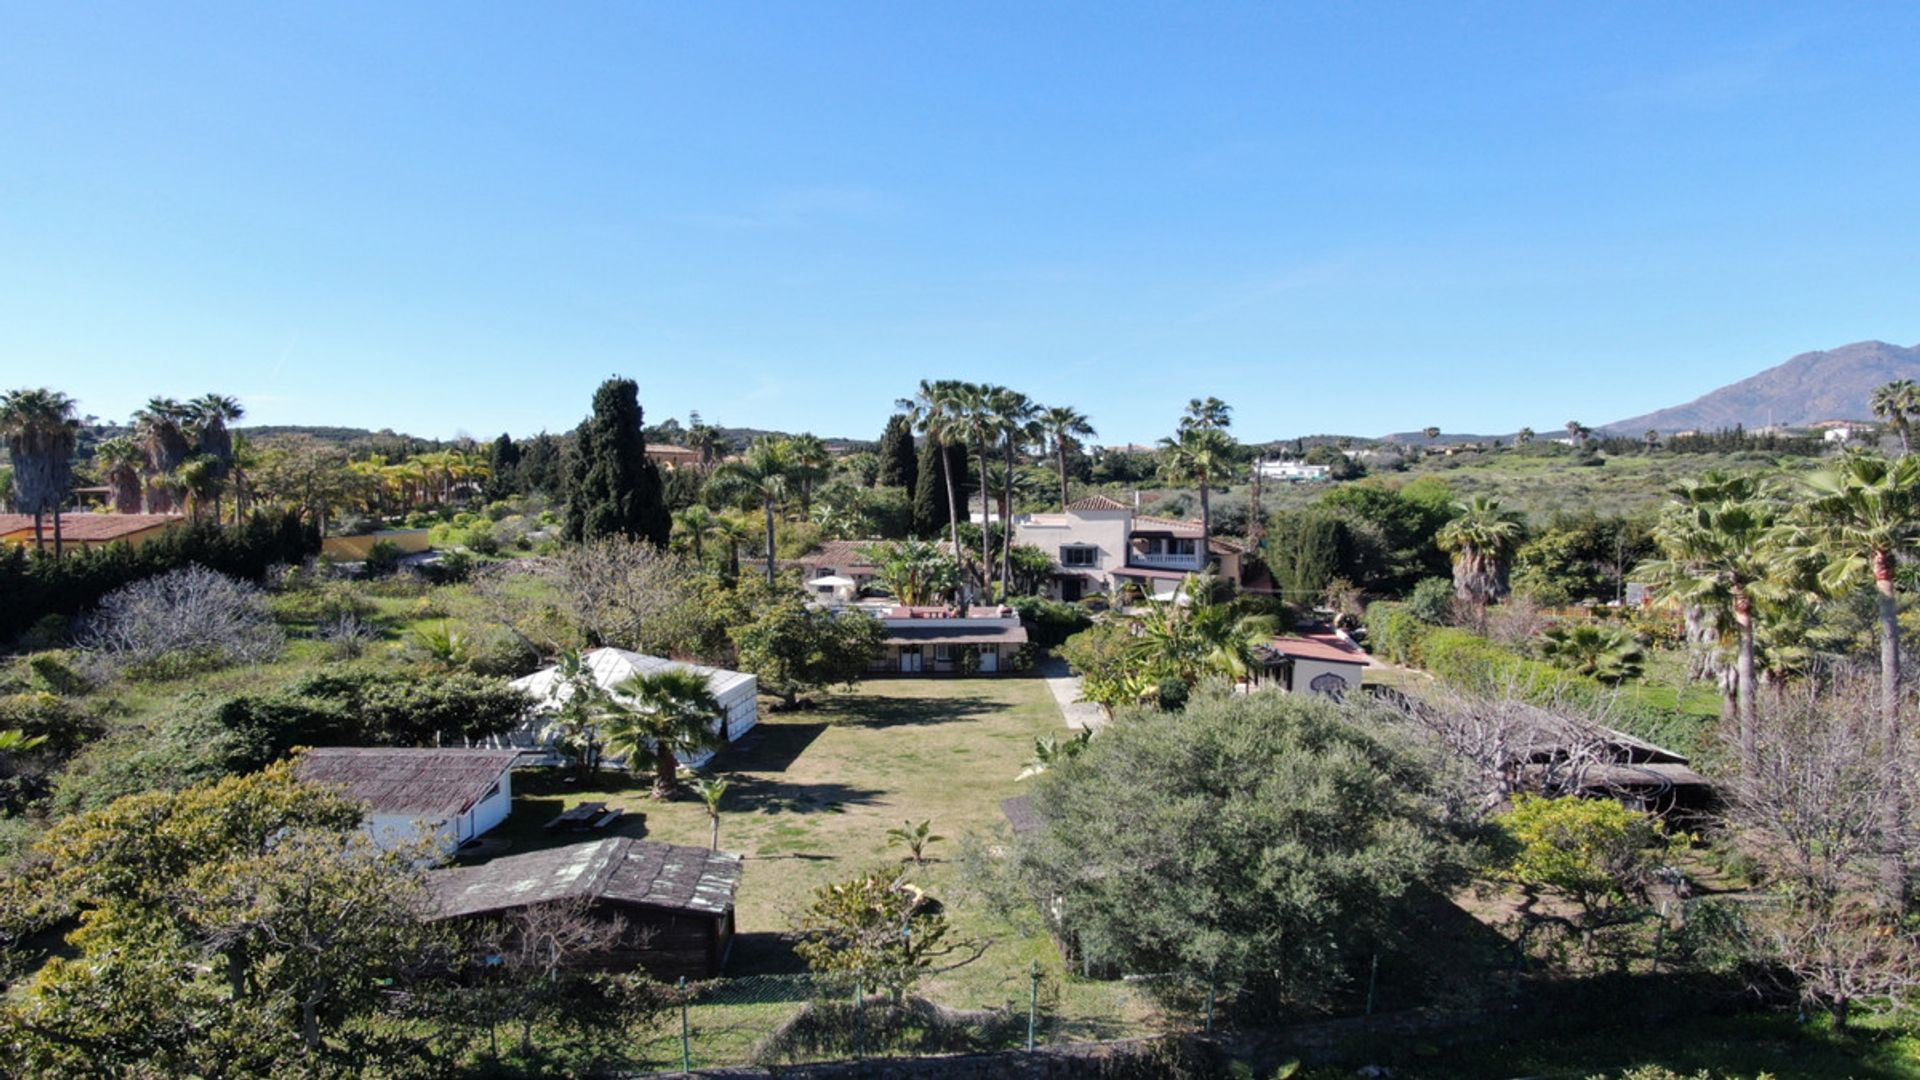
869,606,1028,674
297,747,523,854
1250,633,1371,699
1255,460,1333,483
507,648,759,769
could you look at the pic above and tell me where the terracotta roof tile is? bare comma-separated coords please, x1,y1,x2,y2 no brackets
0,513,184,542
1065,495,1130,511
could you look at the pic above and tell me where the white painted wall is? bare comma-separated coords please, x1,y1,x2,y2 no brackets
1290,658,1364,697
1013,508,1132,597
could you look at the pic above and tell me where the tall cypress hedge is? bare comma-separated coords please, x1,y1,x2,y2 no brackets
563,377,671,547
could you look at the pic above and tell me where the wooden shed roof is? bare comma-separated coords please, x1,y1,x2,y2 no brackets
429,837,742,920
297,747,523,818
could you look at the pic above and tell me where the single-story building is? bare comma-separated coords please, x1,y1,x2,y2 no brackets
505,648,758,767
870,606,1028,674
786,539,889,594
428,836,742,979
297,747,523,854
1251,632,1370,698
0,512,184,552
644,443,704,470
320,528,433,561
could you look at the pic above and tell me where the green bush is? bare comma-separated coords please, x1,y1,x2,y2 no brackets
1365,601,1431,666
1406,576,1456,624
1009,596,1093,650
362,540,405,578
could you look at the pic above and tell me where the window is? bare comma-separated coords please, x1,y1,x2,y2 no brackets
934,644,953,661
1061,545,1098,567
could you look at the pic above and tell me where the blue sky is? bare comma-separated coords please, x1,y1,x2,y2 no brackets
3,3,1918,444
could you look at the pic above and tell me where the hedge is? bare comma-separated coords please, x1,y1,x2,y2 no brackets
0,511,320,643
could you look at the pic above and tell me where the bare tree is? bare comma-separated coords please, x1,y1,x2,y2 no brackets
80,565,284,675
466,898,644,1059
470,539,721,660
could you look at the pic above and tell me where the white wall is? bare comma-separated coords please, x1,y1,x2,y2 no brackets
1291,658,1364,697
1013,509,1132,597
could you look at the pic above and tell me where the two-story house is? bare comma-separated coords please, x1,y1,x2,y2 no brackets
1011,495,1247,602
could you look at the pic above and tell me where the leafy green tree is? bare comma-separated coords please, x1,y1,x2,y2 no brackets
731,592,884,707
794,867,980,1001
872,539,961,606
1405,576,1456,624
1435,495,1525,605
876,413,918,491
1057,622,1140,717
1319,478,1455,594
1537,623,1646,683
603,667,726,799
1002,692,1472,1013
564,377,672,547
1502,794,1657,928
487,431,522,497
1267,506,1346,604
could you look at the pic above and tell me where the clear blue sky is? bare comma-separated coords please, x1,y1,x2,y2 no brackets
4,3,1917,444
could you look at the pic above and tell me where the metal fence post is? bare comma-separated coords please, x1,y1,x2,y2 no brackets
1027,961,1040,1051
1364,953,1379,1016
678,977,691,1075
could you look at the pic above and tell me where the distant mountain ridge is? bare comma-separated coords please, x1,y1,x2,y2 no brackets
1604,340,1920,434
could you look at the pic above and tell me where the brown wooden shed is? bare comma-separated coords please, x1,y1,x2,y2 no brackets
428,837,742,980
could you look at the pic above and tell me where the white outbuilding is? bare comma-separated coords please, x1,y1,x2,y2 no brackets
506,648,759,769
297,747,524,855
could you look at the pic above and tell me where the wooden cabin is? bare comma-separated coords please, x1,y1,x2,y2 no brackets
428,837,742,980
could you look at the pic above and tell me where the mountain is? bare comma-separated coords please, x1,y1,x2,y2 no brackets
1605,340,1920,434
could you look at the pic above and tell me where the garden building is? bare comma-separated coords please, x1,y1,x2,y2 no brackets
296,747,523,854
870,606,1028,674
505,648,759,768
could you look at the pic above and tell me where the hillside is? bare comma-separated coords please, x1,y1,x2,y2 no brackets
1605,339,1920,434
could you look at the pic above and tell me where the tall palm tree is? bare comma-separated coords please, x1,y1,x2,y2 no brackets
0,388,80,556
604,668,726,799
188,393,244,520
710,436,794,583
1435,496,1525,604
873,539,961,606
1790,450,1920,741
1638,479,1788,766
992,388,1039,597
786,433,832,517
895,380,967,561
687,423,729,468
712,512,756,580
947,382,1002,597
1565,421,1589,447
1871,379,1918,456
94,436,146,514
132,397,192,514
1038,404,1096,511
1180,397,1232,432
1158,425,1236,565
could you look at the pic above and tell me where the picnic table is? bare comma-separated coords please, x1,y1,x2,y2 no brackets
543,801,628,832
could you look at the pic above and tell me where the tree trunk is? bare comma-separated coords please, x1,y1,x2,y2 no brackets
763,497,777,584
941,439,962,574
51,507,62,561
710,813,720,850
1057,443,1070,511
1198,471,1212,570
978,439,994,600
30,511,43,556
654,749,678,799
1734,588,1757,769
1000,437,1016,596
1873,550,1902,742
302,998,322,1051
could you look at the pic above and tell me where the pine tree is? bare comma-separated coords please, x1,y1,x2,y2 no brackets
487,432,521,497
564,378,671,546
878,414,918,491
912,439,965,539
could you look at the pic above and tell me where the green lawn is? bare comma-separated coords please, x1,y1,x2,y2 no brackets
473,675,1161,1064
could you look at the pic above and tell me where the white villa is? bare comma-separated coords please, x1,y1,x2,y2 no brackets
505,648,760,769
1255,460,1332,483
1010,495,1250,601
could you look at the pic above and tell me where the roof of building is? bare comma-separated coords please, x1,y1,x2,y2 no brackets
0,513,184,542
1266,633,1370,666
1001,795,1042,837
1065,494,1130,512
511,647,757,705
644,443,702,458
1113,565,1193,580
882,619,1029,646
429,836,742,920
1131,514,1205,537
297,747,524,818
791,538,885,572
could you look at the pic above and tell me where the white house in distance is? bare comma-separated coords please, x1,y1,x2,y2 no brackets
1010,495,1251,602
869,605,1028,675
506,648,759,769
1255,460,1332,483
1249,632,1371,699
296,747,523,854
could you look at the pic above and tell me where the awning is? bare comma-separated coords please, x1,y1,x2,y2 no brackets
808,575,858,588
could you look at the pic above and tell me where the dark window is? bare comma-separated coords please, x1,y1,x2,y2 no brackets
1061,545,1098,567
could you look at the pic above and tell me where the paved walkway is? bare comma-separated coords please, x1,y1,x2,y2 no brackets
1037,657,1108,731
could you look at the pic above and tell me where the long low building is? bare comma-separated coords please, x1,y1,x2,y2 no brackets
428,836,743,979
0,512,184,552
869,606,1028,674
506,648,759,767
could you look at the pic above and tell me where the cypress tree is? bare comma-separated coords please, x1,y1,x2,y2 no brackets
911,438,966,539
877,414,918,491
564,378,671,546
487,433,521,497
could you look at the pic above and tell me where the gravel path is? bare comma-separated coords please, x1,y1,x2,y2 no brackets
1036,657,1108,731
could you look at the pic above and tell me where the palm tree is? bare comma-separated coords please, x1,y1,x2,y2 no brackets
1158,425,1236,565
1790,451,1920,741
94,436,146,514
188,393,244,522
0,388,80,556
713,512,756,579
710,436,794,583
673,503,719,565
992,388,1039,596
948,382,1003,598
1180,397,1232,432
787,433,832,517
687,423,729,468
1125,577,1276,686
873,539,961,606
540,649,612,779
895,380,967,561
1422,426,1441,442
1564,421,1592,447
1038,404,1096,511
1515,426,1534,446
1537,623,1646,684
692,775,730,849
1871,379,1918,456
1638,479,1787,766
603,668,726,799
132,397,192,513
1644,429,1662,451
1435,496,1525,604
174,455,223,522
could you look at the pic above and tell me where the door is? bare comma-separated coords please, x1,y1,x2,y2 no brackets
979,645,999,673
1061,576,1082,602
899,647,922,673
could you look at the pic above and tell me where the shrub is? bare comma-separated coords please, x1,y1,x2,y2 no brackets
1008,596,1093,650
1406,576,1456,624
1365,601,1430,666
362,539,405,578
80,566,284,678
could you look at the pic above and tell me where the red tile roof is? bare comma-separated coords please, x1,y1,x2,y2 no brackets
0,513,183,542
1269,633,1369,665
1066,494,1130,511
1132,515,1204,537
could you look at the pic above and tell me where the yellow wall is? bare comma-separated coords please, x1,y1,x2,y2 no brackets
320,529,433,560
0,523,178,552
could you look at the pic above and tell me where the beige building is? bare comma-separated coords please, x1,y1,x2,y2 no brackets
1010,495,1250,601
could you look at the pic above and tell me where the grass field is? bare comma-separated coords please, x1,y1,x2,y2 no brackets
470,675,1161,1064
